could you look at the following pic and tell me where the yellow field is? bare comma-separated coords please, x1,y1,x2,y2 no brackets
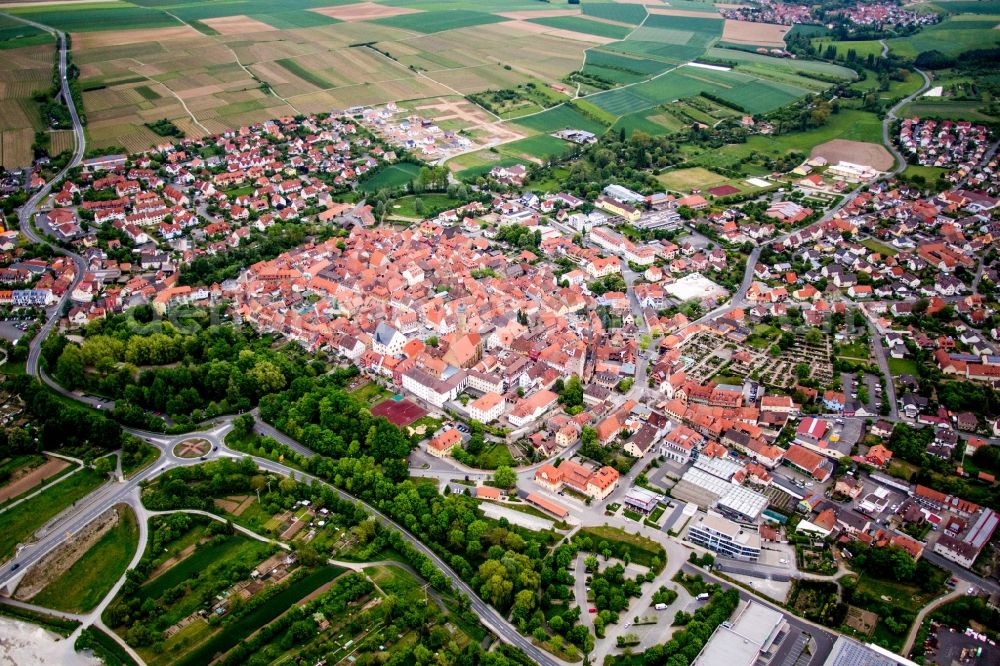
1,128,33,169
0,43,51,167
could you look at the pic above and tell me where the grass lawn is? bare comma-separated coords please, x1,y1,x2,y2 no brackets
390,193,462,218
474,442,515,470
656,167,729,191
358,163,422,193
31,504,139,613
836,340,870,360
349,381,391,405
860,238,898,257
901,164,950,184
0,468,106,561
578,526,665,570
888,357,919,376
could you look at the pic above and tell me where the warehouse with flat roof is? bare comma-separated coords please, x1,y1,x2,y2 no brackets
693,600,787,666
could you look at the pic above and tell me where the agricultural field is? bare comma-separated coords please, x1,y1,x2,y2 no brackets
526,15,633,41
0,14,54,50
1,0,860,157
898,100,998,123
886,14,1000,58
27,504,139,613
0,42,52,168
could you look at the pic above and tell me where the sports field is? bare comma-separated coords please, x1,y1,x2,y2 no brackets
371,398,427,427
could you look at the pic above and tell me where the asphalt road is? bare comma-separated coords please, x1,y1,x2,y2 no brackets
2,15,89,378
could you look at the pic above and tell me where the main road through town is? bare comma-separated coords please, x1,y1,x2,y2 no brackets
2,13,89,378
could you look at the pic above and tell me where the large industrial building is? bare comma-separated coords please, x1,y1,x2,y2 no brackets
693,600,787,666
687,513,761,561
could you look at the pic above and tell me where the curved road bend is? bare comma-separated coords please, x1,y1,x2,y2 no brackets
243,449,567,666
0,14,89,377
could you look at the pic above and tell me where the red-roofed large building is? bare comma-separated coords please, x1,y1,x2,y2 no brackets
783,444,833,482
428,428,463,458
533,459,620,501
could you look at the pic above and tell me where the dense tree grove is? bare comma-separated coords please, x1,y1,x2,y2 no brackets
46,310,322,427
0,375,123,459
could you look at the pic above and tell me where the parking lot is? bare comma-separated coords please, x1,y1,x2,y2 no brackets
840,372,882,414
0,321,32,343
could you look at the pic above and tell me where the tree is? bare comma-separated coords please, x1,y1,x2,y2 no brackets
233,413,254,437
94,456,113,476
491,466,517,489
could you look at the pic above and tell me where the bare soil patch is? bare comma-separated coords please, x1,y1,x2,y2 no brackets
200,15,277,35
311,2,422,21
722,19,789,47
0,457,70,503
73,25,200,49
811,139,894,171
496,20,618,44
14,505,120,601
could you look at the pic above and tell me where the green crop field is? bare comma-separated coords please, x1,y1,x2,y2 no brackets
587,65,806,116
886,15,1000,58
706,47,858,79
928,0,1000,12
358,162,422,192
612,109,686,137
251,11,341,29
527,16,632,40
373,10,505,34
0,469,106,562
8,4,181,32
31,505,139,613
582,2,648,25
0,18,52,49
512,103,610,135
500,134,573,160
899,100,998,123
642,13,724,46
583,49,673,85
275,58,332,89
